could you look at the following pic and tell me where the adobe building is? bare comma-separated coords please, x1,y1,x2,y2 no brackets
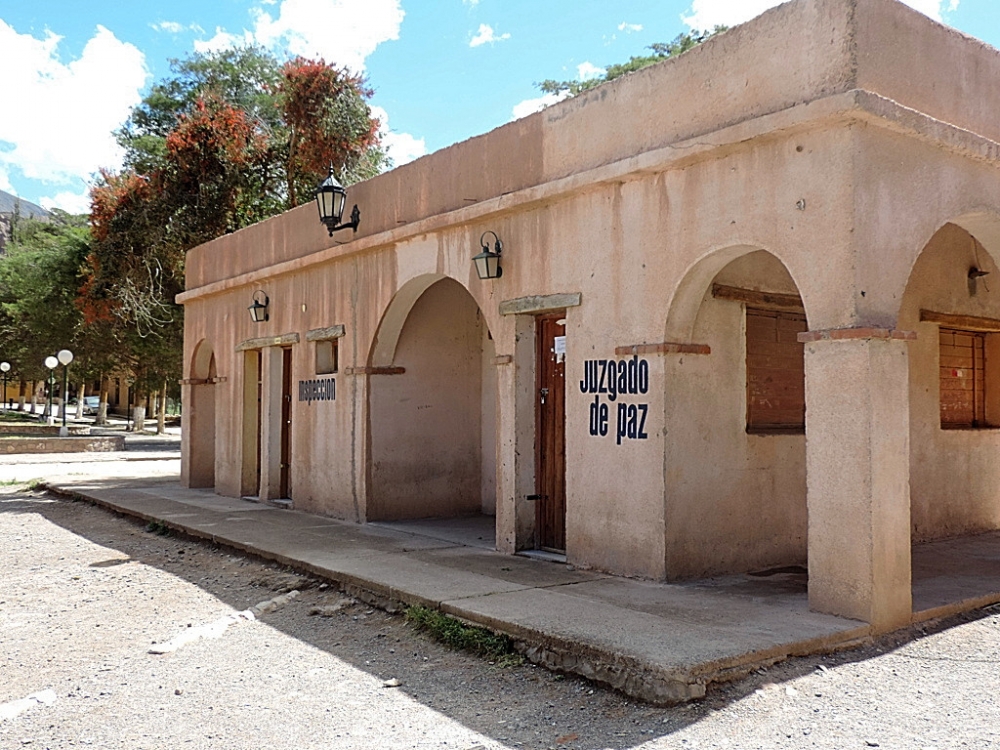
179,0,1000,632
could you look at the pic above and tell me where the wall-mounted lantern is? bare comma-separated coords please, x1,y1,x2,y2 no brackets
248,291,270,323
316,167,360,237
473,231,503,280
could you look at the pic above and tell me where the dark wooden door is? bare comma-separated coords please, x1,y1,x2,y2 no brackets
280,347,293,498
536,313,567,552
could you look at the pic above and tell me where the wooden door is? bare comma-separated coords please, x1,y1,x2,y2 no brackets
279,347,293,498
536,313,567,552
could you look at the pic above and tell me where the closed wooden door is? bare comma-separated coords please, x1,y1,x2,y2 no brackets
536,313,567,552
280,347,293,498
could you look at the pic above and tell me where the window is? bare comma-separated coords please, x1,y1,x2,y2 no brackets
939,327,990,428
745,307,807,433
315,339,338,375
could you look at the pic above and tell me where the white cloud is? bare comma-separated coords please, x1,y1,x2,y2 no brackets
463,0,480,5
0,20,147,210
469,23,510,48
152,21,185,33
195,0,404,72
618,22,643,33
511,92,569,120
682,0,956,28
370,106,426,167
39,191,90,214
577,61,606,81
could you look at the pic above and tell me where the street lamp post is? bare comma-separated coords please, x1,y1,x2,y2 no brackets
57,349,73,433
44,356,58,426
0,362,9,413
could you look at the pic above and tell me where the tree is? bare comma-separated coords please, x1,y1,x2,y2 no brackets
0,212,118,408
538,28,728,97
79,47,386,424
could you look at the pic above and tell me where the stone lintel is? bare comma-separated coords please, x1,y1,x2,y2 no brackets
306,325,346,341
798,328,917,343
179,376,228,385
615,342,711,356
235,333,300,351
499,293,582,316
343,366,406,376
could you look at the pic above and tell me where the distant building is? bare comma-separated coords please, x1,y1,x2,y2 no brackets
0,190,50,252
180,0,1000,632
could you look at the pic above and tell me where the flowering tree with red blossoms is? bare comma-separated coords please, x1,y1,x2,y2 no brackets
79,47,386,401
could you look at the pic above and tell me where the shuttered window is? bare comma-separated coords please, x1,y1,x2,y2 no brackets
746,308,807,433
939,328,987,428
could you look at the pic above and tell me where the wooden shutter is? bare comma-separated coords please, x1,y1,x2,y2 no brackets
746,308,807,432
939,328,986,428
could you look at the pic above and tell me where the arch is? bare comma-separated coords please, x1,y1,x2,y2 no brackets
663,246,808,580
186,338,217,488
367,277,499,530
191,338,216,380
664,242,808,343
899,215,1000,599
370,273,447,368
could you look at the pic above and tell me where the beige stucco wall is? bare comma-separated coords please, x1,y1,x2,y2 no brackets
180,0,1000,621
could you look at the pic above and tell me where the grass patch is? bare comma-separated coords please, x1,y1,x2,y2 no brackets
405,605,523,666
145,519,173,537
0,412,40,423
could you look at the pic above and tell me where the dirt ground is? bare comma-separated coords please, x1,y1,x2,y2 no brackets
2,482,1000,750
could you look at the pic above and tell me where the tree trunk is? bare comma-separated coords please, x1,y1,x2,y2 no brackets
96,376,109,425
132,388,145,432
30,380,37,414
18,378,26,411
157,381,167,434
75,381,86,420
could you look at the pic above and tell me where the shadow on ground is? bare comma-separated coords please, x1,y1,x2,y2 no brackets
2,486,998,750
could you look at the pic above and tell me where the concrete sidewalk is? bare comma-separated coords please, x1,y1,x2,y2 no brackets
40,475,886,704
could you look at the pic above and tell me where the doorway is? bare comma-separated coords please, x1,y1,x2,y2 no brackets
279,347,292,499
536,312,567,552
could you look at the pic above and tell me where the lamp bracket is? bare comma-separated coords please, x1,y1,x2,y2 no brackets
480,230,502,256
325,204,361,237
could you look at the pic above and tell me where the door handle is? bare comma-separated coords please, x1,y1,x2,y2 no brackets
540,387,549,404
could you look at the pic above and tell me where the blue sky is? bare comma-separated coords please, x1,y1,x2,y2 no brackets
0,0,994,213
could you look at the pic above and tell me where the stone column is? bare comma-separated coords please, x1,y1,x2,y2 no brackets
495,314,537,553
180,381,194,487
800,328,914,630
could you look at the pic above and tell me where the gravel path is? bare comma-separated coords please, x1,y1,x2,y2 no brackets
2,480,999,749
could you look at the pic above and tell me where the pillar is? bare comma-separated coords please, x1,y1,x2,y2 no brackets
495,314,537,553
801,329,914,630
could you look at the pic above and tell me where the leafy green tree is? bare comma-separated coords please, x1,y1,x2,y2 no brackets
538,28,728,97
0,212,125,410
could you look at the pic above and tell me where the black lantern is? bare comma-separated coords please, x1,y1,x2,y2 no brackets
248,290,269,323
473,231,503,280
316,167,360,236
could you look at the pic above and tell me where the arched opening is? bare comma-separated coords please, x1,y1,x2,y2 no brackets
663,248,808,581
367,277,498,545
188,339,217,488
900,217,1000,614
